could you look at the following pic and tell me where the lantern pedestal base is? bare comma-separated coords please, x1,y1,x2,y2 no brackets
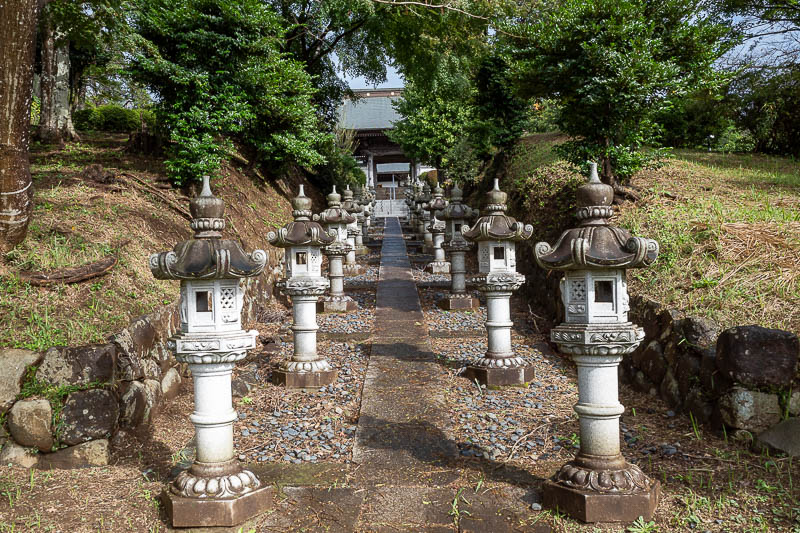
425,260,450,274
463,364,535,388
342,264,364,276
542,479,659,523
318,296,358,313
162,485,271,528
272,369,337,390
437,294,478,310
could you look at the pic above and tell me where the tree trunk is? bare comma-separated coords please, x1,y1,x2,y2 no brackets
0,0,41,252
37,10,78,145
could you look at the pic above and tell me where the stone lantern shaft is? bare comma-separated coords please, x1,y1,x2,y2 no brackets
439,183,478,310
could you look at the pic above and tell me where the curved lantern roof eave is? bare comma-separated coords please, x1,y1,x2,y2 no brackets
149,175,267,280
268,185,337,248
534,162,659,271
461,179,533,243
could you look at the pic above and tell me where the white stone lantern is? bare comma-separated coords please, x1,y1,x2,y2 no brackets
461,179,534,386
535,162,660,523
342,185,367,256
315,186,357,312
439,183,479,310
149,175,269,527
268,186,338,389
420,182,434,252
425,182,449,273
354,185,372,245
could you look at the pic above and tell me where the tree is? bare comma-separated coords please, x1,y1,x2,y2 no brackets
512,0,734,189
0,0,42,252
129,0,326,184
387,60,474,177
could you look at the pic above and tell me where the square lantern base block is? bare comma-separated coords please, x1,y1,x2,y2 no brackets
162,486,271,528
425,261,450,274
542,480,660,523
464,365,535,388
437,295,479,311
272,369,338,390
317,298,358,313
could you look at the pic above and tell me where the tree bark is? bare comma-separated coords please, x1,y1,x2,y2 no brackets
37,9,78,145
0,0,41,252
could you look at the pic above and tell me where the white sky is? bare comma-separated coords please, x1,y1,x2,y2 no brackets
340,63,405,89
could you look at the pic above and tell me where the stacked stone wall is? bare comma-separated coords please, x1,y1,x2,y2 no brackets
0,252,284,468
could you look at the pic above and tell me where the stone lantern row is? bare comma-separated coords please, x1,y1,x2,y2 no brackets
151,167,660,527
402,166,661,523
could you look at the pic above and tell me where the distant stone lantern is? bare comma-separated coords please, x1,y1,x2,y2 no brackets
414,181,430,243
342,185,367,256
315,186,357,312
355,185,372,244
149,175,269,527
462,179,534,386
425,182,449,272
269,186,338,389
439,183,479,310
535,162,660,523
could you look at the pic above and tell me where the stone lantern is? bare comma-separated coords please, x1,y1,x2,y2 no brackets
268,186,338,389
425,182,449,272
315,186,357,312
355,185,372,245
439,183,479,310
461,179,534,387
534,162,660,523
149,175,269,527
342,185,367,256
420,182,434,252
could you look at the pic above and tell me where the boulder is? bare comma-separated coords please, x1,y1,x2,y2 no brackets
143,379,162,423
790,391,800,417
110,306,179,381
36,344,115,387
38,439,110,468
161,368,181,400
679,316,721,349
60,389,119,446
141,358,162,381
119,381,147,428
0,440,39,468
676,353,701,399
698,347,720,393
659,368,681,408
684,387,713,425
755,418,800,457
631,370,655,395
632,340,667,384
8,399,53,451
0,349,42,413
716,326,799,388
718,387,782,433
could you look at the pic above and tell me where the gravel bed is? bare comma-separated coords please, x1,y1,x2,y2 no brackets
318,289,375,333
411,265,450,283
345,265,379,285
232,339,368,464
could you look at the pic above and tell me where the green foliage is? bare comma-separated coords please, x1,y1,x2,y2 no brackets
512,0,734,184
30,96,41,126
129,0,325,184
469,54,530,159
528,99,561,134
655,90,736,149
310,129,366,192
17,365,108,449
73,105,155,132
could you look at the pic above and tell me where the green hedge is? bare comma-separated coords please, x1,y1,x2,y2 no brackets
73,105,156,132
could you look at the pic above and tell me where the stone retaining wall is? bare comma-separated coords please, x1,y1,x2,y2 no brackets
0,254,283,469
621,295,799,447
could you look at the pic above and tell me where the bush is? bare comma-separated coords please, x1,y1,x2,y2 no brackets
73,105,155,132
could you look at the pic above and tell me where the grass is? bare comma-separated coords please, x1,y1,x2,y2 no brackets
505,133,800,336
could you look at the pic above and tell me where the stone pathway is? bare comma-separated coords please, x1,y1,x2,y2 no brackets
203,218,547,533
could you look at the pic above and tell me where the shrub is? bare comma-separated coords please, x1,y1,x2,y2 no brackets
73,105,156,132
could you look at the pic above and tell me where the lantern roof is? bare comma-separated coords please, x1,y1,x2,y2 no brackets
268,185,336,248
534,163,659,270
439,183,477,221
315,185,356,225
149,175,267,280
341,185,363,215
426,182,448,212
462,179,533,242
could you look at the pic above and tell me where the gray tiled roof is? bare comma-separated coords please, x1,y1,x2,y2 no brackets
339,96,401,130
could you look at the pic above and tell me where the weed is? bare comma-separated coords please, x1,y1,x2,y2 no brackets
627,516,659,532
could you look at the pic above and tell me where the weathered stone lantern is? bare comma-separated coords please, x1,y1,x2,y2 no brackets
462,179,534,386
149,176,269,527
425,182,449,272
420,183,434,252
534,162,660,523
439,183,479,309
268,186,338,388
342,185,367,256
315,186,357,312
355,185,372,244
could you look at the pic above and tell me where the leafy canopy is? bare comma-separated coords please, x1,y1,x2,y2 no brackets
512,0,734,184
129,0,325,184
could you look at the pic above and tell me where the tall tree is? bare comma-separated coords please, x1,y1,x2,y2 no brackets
0,0,42,252
512,0,734,190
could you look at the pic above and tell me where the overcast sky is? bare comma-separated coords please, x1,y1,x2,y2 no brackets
341,64,405,89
